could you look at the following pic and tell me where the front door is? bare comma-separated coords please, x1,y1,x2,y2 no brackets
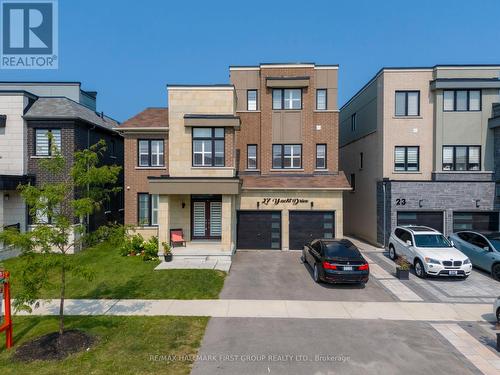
191,196,222,239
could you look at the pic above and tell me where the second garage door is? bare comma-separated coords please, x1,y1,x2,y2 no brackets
453,212,500,232
397,211,444,233
289,211,335,250
237,211,281,250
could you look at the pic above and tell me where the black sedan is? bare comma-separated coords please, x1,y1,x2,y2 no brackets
301,239,369,284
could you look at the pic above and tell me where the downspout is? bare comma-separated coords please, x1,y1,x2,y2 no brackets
382,180,387,247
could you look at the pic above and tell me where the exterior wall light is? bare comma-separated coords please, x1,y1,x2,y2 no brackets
257,201,260,209
310,201,314,209
475,199,480,208
419,199,424,208
181,202,186,209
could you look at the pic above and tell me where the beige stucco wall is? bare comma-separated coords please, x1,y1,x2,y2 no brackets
382,70,434,180
238,190,344,250
132,227,158,241
167,87,236,178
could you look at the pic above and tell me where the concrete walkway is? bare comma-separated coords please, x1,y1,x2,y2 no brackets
5,299,495,322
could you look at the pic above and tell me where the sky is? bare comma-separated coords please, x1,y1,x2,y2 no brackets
1,0,500,122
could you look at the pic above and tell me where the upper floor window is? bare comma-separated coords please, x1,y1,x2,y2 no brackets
351,113,356,132
443,90,481,112
272,89,302,110
442,146,480,171
316,89,327,110
247,144,257,169
272,144,302,169
395,91,420,116
247,90,257,111
138,193,159,226
35,129,61,156
192,127,224,167
138,139,164,167
394,146,419,172
316,144,327,169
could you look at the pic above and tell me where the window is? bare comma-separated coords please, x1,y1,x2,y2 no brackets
138,139,164,167
443,90,481,111
399,230,413,245
359,152,364,170
316,144,327,169
247,90,257,111
316,89,327,110
442,146,481,171
110,139,116,157
272,89,302,110
272,144,301,169
35,129,61,156
350,173,356,192
138,193,159,226
395,91,420,116
192,128,224,167
247,144,257,169
394,146,419,172
351,113,356,132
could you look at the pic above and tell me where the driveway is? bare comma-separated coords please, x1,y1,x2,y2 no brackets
220,251,395,301
191,318,480,375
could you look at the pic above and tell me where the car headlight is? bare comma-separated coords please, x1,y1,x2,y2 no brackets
463,258,470,265
424,257,441,265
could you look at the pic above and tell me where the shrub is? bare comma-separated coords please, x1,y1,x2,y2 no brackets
142,236,159,261
396,255,411,271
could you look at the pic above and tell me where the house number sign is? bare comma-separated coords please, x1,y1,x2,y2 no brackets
262,198,309,206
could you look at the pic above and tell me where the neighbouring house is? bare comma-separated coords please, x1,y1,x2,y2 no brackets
0,82,124,253
490,102,500,209
118,63,351,264
340,65,500,246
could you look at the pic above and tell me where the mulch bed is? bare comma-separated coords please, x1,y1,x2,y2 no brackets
13,330,95,362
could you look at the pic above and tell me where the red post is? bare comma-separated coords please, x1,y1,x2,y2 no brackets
0,271,13,349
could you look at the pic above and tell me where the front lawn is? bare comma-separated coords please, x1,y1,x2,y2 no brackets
2,241,226,299
0,315,208,375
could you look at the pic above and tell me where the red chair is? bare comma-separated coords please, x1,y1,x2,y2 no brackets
170,228,186,247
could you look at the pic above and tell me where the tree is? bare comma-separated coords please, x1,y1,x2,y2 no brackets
0,139,121,337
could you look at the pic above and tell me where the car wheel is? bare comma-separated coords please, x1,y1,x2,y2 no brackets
313,263,320,283
492,264,500,281
414,259,427,279
388,245,396,261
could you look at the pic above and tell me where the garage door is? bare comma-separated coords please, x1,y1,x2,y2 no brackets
397,211,444,233
237,211,281,249
453,212,500,232
289,211,335,250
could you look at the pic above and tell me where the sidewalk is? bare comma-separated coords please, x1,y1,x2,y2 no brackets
4,299,495,322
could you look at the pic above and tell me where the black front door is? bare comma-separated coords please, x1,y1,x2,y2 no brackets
191,195,222,239
289,211,335,250
237,211,281,249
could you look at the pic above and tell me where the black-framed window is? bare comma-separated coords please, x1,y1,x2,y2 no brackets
395,91,420,116
272,89,302,110
192,127,225,167
350,173,356,192
110,139,116,157
316,89,327,110
247,144,257,169
272,144,302,169
35,128,61,156
442,146,481,171
443,90,481,112
316,144,327,169
351,113,356,132
137,193,159,226
394,146,419,172
360,152,364,170
138,139,164,167
247,90,257,111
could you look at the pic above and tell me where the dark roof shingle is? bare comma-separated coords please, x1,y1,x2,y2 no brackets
119,107,168,128
241,173,351,190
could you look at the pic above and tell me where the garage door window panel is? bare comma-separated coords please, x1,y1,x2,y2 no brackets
453,212,499,232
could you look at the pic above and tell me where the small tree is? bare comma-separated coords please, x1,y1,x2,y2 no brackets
0,139,121,337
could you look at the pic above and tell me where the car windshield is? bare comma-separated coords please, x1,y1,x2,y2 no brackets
324,241,361,258
414,234,452,248
484,233,500,250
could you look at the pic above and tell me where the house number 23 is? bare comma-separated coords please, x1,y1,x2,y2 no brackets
396,199,406,206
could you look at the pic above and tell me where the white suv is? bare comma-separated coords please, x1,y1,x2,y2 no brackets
388,226,472,278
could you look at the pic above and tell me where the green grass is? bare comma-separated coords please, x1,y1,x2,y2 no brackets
2,241,226,299
0,315,208,375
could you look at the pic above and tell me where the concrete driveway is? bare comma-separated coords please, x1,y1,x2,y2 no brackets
191,318,480,375
220,250,395,301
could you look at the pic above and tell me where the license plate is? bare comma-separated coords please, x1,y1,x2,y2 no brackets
449,270,458,276
343,266,353,271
